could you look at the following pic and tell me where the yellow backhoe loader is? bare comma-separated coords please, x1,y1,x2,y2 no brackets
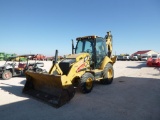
23,31,117,108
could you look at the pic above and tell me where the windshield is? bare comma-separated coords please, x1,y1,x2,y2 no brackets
75,39,94,54
152,55,157,59
95,38,107,56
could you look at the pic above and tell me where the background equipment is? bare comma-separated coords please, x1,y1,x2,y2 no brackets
0,54,45,80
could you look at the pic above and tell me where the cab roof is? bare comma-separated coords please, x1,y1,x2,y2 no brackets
7,54,36,59
76,35,101,40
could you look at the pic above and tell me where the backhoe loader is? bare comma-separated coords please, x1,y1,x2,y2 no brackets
23,31,117,108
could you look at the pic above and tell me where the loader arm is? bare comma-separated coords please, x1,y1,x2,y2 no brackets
49,63,63,75
48,50,63,75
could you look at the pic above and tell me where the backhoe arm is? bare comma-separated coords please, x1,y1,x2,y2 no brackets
105,31,113,58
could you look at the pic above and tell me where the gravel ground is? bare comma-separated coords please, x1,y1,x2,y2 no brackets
0,61,160,120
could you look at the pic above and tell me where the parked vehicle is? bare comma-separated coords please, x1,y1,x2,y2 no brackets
30,54,46,61
130,54,141,61
46,56,54,61
0,54,46,80
0,53,16,61
147,54,160,67
141,54,151,61
117,55,124,61
46,56,63,61
123,54,130,61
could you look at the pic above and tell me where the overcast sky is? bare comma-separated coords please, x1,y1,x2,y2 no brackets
0,0,159,56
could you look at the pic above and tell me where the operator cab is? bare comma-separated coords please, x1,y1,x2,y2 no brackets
75,36,108,69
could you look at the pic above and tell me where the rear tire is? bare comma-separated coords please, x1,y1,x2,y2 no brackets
79,73,94,94
2,70,12,80
100,63,114,85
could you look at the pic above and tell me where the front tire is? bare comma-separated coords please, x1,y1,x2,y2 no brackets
2,70,12,80
101,63,114,85
79,73,94,94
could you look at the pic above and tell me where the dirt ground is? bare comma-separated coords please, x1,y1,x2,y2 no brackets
0,61,160,120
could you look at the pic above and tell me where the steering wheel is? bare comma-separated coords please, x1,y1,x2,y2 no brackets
13,63,16,66
9,63,16,67
7,63,11,65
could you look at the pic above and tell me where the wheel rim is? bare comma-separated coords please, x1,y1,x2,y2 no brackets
86,78,93,90
107,68,113,79
4,72,11,79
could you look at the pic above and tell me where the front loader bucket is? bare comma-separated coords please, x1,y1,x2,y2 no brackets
23,71,75,108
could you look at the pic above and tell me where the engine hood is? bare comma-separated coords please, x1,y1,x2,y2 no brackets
65,53,90,62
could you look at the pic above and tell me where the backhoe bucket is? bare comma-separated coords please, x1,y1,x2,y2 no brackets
23,71,75,108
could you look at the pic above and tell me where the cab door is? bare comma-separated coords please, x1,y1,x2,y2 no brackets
95,38,107,68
